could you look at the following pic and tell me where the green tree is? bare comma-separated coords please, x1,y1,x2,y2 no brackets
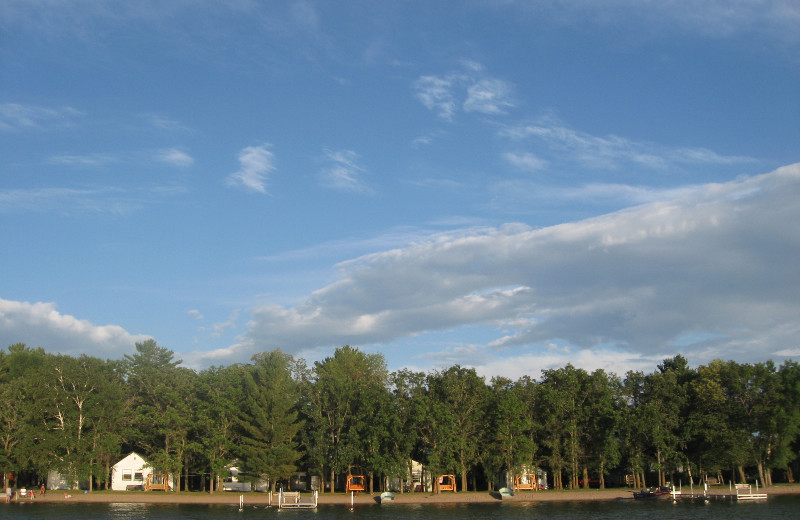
483,377,535,490
536,364,592,489
641,356,693,486
124,339,188,490
196,364,244,492
427,365,489,491
237,350,303,492
0,344,47,485
389,369,432,491
621,370,648,488
40,355,126,490
583,369,622,488
302,346,387,492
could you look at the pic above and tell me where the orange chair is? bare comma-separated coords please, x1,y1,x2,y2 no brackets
437,475,456,492
346,475,366,494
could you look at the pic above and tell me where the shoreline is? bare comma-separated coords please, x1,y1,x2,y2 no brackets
11,484,800,506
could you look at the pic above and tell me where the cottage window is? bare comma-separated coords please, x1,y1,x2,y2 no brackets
134,472,143,481
122,470,132,481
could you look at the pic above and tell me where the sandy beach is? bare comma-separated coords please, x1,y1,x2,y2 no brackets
16,484,799,506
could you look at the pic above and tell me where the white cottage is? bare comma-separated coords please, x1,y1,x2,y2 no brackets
110,452,173,491
222,462,269,492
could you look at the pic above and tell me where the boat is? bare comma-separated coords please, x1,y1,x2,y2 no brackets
379,491,395,503
633,486,672,499
499,487,514,499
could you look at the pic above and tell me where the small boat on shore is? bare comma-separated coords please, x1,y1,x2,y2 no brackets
633,486,672,499
499,487,514,499
379,492,395,503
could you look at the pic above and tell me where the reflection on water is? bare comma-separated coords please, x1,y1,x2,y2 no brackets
1,495,798,520
107,502,150,519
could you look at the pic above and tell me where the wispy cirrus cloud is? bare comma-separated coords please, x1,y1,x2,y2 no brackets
495,0,800,51
501,120,757,170
227,143,275,193
464,78,514,115
46,153,116,167
0,102,82,131
321,149,371,193
413,61,514,121
502,151,547,172
0,184,184,215
413,76,457,120
156,148,194,168
144,113,193,133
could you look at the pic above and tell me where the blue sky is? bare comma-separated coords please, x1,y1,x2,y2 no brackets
2,1,799,379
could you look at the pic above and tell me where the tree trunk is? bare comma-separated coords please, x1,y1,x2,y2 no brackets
737,466,746,484
599,462,606,489
582,467,589,489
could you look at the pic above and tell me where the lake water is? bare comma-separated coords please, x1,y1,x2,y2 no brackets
2,495,798,520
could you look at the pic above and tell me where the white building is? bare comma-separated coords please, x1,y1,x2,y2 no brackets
222,463,269,492
110,452,174,491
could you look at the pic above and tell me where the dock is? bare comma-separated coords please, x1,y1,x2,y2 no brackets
653,482,768,502
277,489,318,509
734,483,767,501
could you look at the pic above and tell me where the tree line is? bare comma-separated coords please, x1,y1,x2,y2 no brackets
2,341,799,493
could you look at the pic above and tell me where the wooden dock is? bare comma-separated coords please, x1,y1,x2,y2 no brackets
734,483,767,501
277,489,318,509
659,482,767,502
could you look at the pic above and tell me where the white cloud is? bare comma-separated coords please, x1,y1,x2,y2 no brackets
47,153,116,167
413,62,514,120
156,148,194,167
144,113,192,133
490,179,704,213
501,120,756,170
497,0,800,50
321,149,371,193
211,310,239,338
470,346,662,381
227,143,275,193
0,298,150,358
0,102,81,131
0,186,127,214
502,151,547,172
464,78,514,115
413,75,457,120
226,163,800,372
0,184,184,215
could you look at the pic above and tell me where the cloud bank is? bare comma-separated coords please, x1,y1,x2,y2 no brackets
0,298,150,358
205,163,800,371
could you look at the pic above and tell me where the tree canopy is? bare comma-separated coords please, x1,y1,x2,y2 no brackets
2,343,799,493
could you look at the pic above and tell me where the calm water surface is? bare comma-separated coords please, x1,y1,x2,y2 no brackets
2,496,797,520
